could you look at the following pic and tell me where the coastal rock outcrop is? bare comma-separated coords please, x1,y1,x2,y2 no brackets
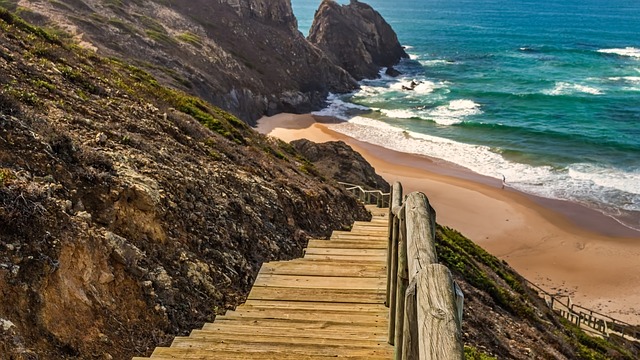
8,0,357,124
291,139,390,192
308,0,409,80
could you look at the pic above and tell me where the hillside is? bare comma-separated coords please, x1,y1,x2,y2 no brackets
0,0,357,124
437,226,639,359
0,10,370,359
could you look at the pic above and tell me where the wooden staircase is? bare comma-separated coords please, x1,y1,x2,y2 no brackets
133,205,393,359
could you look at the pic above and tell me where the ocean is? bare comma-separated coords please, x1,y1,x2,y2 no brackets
291,0,640,232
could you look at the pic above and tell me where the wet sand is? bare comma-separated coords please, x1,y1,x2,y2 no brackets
257,113,640,325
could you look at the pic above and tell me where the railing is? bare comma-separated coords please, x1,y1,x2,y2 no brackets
386,182,464,360
338,182,391,208
527,280,640,341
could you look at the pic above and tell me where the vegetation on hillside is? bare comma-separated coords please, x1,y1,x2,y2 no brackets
437,225,637,359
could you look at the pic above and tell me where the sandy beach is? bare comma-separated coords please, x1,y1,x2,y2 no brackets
257,113,640,325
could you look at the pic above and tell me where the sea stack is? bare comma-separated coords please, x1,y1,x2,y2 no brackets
308,0,409,80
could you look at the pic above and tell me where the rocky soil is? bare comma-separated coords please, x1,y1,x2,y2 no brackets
0,11,369,359
308,0,409,80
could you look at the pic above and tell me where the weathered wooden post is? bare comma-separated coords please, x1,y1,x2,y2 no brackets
416,266,464,360
388,182,403,344
386,186,394,306
394,205,408,356
402,280,418,360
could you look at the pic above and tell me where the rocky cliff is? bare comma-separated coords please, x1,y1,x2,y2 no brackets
291,139,390,192
0,11,369,359
4,0,357,124
308,0,409,80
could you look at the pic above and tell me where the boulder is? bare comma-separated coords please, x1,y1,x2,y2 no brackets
291,139,390,192
308,0,409,80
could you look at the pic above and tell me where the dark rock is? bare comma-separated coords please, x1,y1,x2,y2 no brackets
385,66,402,77
308,0,409,80
291,139,390,192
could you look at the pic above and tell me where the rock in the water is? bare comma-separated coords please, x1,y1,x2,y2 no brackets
308,0,409,80
385,66,402,77
291,139,390,192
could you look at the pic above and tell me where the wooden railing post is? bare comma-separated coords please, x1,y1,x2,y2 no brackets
402,280,418,360
394,205,408,358
387,182,403,344
386,187,394,307
416,266,464,359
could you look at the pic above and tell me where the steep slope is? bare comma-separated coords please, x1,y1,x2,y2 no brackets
308,0,409,80
3,0,357,124
0,10,369,359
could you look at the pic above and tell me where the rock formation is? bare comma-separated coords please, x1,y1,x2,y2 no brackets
291,139,390,192
8,0,357,124
308,0,409,80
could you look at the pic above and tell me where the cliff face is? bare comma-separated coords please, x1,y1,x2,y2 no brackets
0,11,369,359
308,0,409,80
220,0,298,29
7,0,357,124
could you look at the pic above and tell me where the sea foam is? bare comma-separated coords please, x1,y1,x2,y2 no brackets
597,47,640,59
312,93,370,119
427,99,482,125
545,82,604,96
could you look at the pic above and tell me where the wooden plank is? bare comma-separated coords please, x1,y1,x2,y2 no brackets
304,254,387,262
248,286,385,303
220,308,388,325
330,232,388,237
205,318,388,332
196,323,388,340
416,265,464,360
150,347,392,359
156,341,393,357
305,248,387,257
307,239,388,249
253,274,386,290
242,300,388,313
259,260,385,277
181,331,388,347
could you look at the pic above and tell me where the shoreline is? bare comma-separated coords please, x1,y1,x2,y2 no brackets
256,113,640,325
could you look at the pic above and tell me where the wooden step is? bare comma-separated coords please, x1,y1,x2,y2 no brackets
242,300,388,313
307,239,388,249
259,260,386,277
152,341,392,357
304,248,387,257
253,274,385,290
248,285,386,303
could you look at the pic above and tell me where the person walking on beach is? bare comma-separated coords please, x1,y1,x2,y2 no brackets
501,174,506,189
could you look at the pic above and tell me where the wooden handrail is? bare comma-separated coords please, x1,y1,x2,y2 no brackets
338,182,391,207
386,182,464,360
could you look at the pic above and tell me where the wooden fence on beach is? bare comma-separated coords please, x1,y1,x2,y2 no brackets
526,281,640,341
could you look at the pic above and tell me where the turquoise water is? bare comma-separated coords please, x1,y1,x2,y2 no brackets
291,0,640,231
